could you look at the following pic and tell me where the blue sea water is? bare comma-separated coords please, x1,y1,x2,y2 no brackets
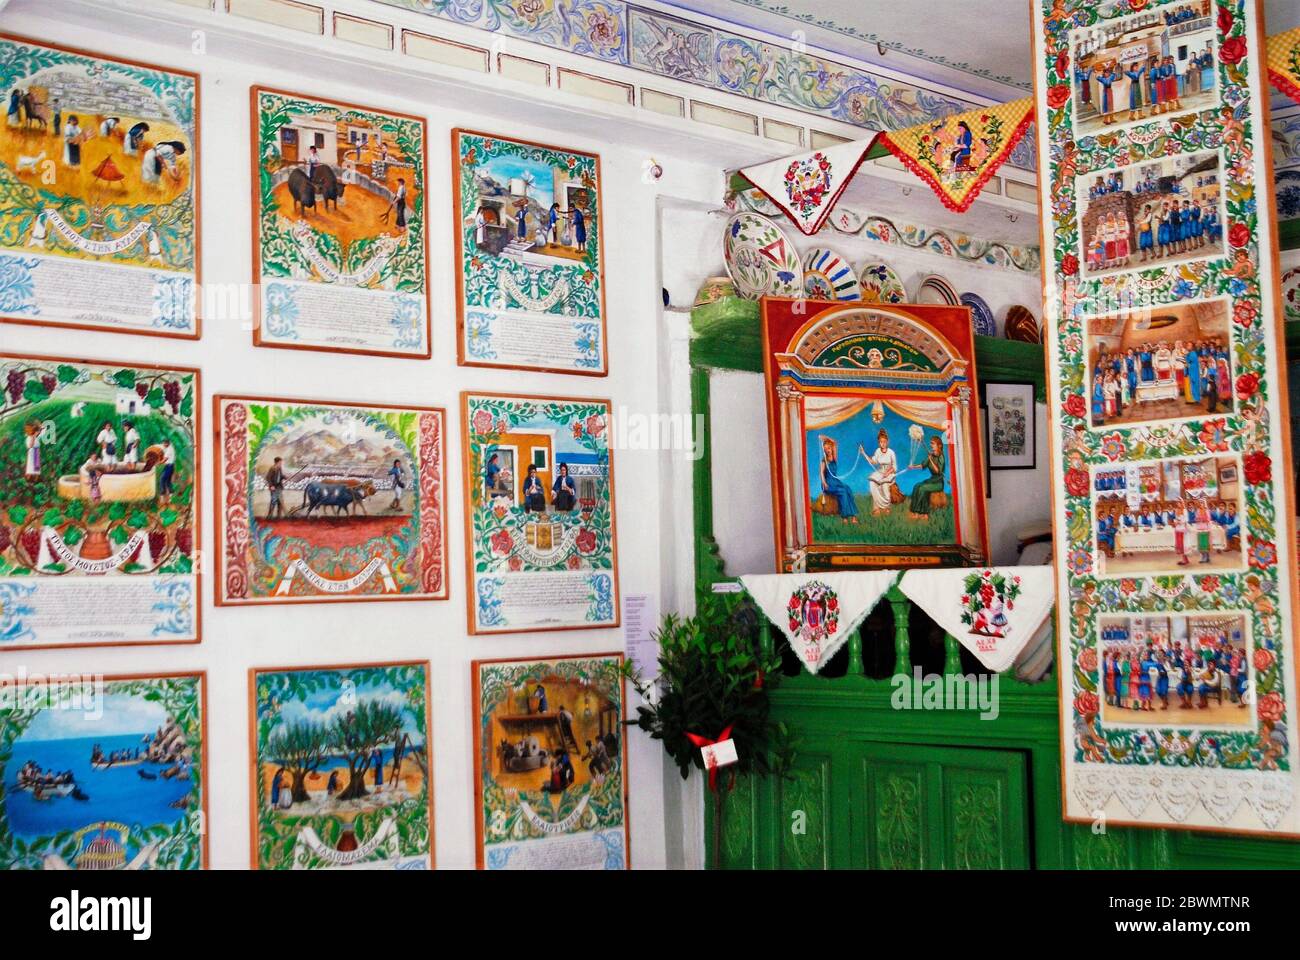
6,734,191,840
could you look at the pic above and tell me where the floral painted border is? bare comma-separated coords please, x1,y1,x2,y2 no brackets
216,397,447,604
373,0,1038,170
729,187,1042,273
1037,0,1299,832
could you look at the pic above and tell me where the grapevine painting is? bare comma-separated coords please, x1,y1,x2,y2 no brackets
461,391,618,633
453,129,607,374
0,353,198,649
0,34,198,336
473,653,627,870
215,395,446,605
250,662,432,869
0,672,206,870
1035,0,1300,835
252,87,428,357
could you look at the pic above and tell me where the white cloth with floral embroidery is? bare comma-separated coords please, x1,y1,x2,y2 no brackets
739,571,899,674
737,141,873,236
898,567,1056,673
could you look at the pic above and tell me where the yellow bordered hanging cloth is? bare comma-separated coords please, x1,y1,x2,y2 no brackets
872,98,1035,213
1267,27,1300,105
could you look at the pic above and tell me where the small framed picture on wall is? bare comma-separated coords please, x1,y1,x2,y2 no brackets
982,381,1036,471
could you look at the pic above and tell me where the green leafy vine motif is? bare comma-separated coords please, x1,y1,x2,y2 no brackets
0,675,205,870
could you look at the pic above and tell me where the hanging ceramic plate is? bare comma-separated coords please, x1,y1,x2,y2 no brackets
1005,304,1041,343
917,274,960,306
857,261,908,304
960,292,996,336
723,212,803,300
802,247,861,301
830,206,864,234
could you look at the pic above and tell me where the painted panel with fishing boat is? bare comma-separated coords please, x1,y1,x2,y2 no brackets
0,672,206,869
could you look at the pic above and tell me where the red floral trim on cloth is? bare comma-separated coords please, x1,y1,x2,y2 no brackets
222,400,251,601
1266,27,1300,105
874,108,1035,214
417,411,445,597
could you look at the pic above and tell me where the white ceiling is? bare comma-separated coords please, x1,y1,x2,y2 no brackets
662,0,1300,99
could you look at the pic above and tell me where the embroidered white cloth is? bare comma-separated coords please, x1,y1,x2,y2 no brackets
739,571,898,674
898,567,1056,673
737,141,873,236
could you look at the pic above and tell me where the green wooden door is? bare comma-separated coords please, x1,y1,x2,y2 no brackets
856,743,1030,870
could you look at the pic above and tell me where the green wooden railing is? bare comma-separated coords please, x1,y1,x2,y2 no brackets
689,296,1300,870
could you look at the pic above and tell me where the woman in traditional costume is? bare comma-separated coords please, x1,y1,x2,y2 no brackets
818,436,858,524
62,114,82,167
24,421,41,478
1091,372,1106,423
1124,63,1146,121
862,429,898,516
142,140,186,186
907,435,946,521
1096,64,1118,123
1185,343,1201,403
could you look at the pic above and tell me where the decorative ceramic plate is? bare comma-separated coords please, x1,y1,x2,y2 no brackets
803,247,861,301
723,212,803,300
857,261,908,304
960,292,996,336
694,276,737,306
1282,266,1300,323
830,206,864,234
1004,304,1041,343
917,274,960,306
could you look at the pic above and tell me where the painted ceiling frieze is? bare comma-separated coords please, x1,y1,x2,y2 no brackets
373,0,1040,169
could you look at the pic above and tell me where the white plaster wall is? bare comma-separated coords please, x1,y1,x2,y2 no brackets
0,7,724,869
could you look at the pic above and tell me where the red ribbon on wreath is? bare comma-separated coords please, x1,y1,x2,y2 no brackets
684,725,734,792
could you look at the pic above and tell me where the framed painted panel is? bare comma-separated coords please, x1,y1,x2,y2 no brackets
249,661,433,869
472,652,628,869
214,395,447,605
761,297,990,571
452,129,608,375
0,671,207,869
0,34,200,338
0,353,199,650
983,381,1037,470
461,391,618,633
1033,0,1300,836
251,87,429,357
